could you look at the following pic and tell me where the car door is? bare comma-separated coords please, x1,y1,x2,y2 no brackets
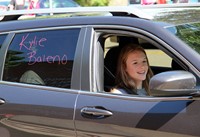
75,92,199,137
0,27,83,137
74,26,200,137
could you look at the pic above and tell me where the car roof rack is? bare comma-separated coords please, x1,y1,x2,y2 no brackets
0,6,153,22
1,4,199,22
130,3,200,9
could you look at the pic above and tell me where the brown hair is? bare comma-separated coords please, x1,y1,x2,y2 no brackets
115,43,153,95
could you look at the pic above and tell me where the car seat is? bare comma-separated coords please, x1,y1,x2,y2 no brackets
20,70,45,85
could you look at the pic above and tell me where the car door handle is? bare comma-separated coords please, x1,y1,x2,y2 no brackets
81,106,113,119
0,98,5,105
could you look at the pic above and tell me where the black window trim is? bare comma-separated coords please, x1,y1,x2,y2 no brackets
0,33,15,80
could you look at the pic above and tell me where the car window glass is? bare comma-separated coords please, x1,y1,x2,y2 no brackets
166,22,200,55
3,29,80,88
38,0,79,8
0,34,7,49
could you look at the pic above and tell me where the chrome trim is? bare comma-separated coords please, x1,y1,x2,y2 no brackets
0,99,5,104
78,91,192,101
0,81,193,101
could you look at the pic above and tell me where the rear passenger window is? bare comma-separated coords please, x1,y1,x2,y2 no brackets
0,34,7,49
3,29,80,88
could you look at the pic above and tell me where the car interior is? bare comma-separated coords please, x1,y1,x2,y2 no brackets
102,34,185,92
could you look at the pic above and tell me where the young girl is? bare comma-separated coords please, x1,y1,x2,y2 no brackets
111,43,153,95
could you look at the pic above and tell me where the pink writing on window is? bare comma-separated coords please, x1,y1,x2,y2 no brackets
27,51,68,65
19,33,47,51
19,33,68,65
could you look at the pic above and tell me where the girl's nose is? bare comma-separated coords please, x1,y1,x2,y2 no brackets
140,62,147,69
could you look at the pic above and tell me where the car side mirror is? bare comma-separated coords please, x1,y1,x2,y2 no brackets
149,71,199,97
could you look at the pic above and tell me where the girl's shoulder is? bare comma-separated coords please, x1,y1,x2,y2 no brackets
110,88,128,94
111,88,148,96
137,89,148,96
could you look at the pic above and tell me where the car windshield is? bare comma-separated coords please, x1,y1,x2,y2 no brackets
0,0,10,6
37,0,79,8
138,5,200,55
165,22,200,54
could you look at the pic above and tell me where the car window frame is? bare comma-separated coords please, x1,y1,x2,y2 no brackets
0,26,86,91
93,25,200,94
76,26,97,92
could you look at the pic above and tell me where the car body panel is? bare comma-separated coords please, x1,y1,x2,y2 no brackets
75,92,199,136
0,6,200,137
0,83,77,136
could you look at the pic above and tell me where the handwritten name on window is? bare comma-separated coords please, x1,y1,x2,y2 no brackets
19,33,67,65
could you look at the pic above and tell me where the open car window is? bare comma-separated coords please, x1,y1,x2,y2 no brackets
102,33,188,96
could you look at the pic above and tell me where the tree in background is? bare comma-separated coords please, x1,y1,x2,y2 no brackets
75,0,109,6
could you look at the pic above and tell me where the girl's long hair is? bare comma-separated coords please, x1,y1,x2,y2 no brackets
115,43,153,95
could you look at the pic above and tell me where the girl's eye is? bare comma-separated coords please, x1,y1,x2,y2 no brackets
143,60,147,63
133,62,137,65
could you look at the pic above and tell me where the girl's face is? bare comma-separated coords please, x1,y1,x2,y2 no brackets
125,50,148,87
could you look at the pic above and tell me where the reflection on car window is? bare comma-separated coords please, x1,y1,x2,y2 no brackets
37,0,79,8
166,22,200,55
149,7,200,56
3,29,80,88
